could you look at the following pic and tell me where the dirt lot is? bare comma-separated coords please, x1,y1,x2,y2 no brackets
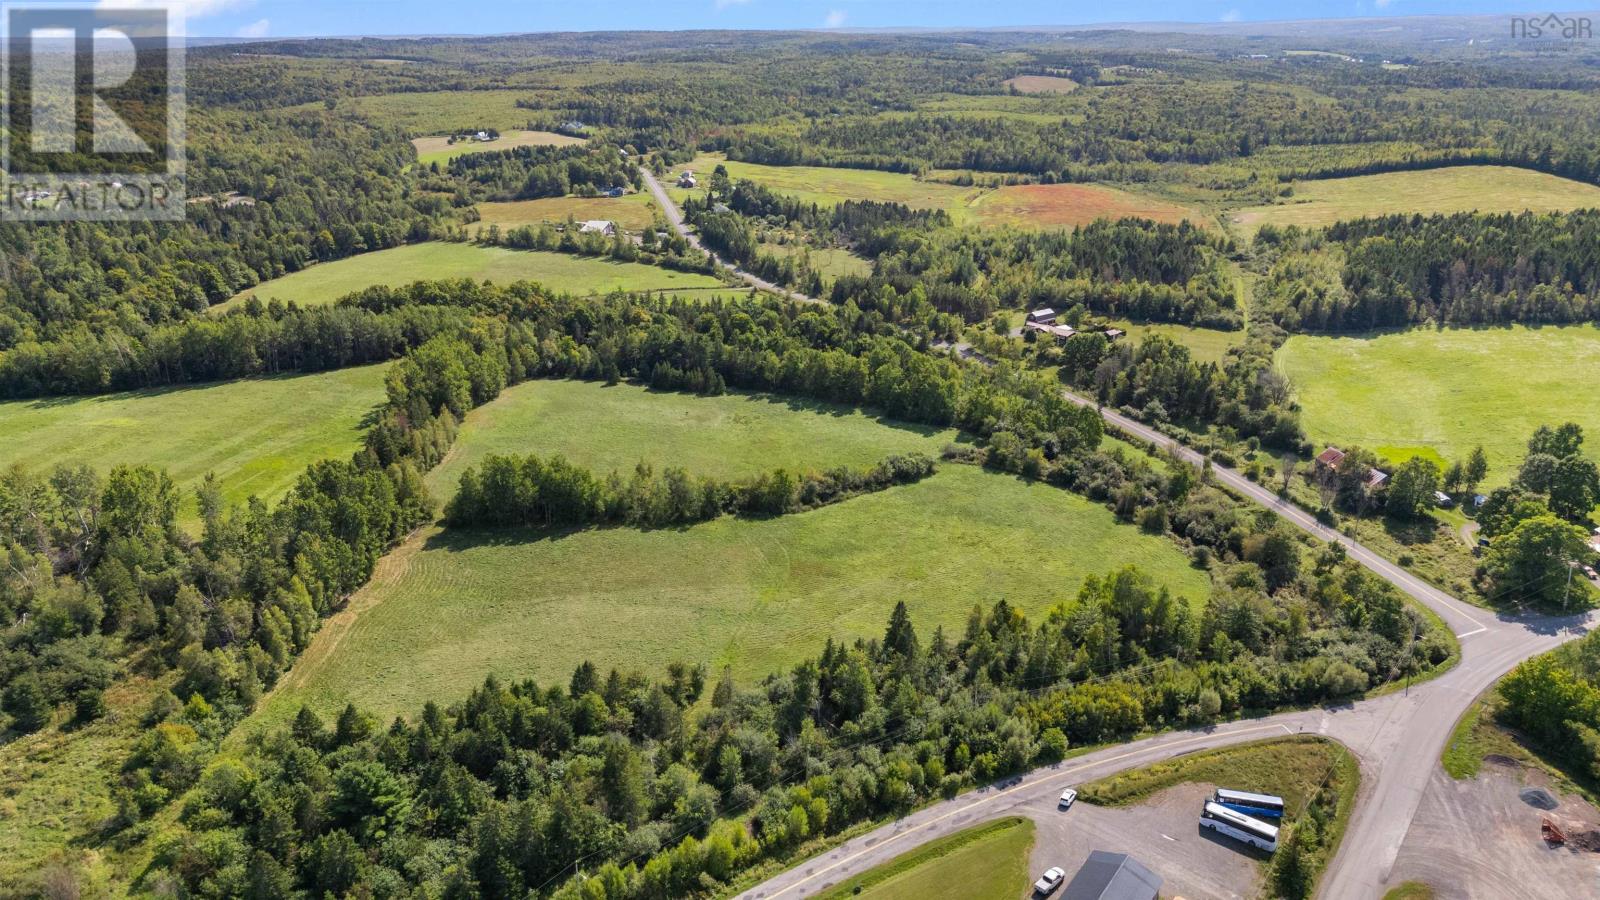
1020,782,1263,899
1386,759,1600,898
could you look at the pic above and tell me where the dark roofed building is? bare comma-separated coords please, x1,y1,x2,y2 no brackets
1061,850,1161,900
1315,447,1346,469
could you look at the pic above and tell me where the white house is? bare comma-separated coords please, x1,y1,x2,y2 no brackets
578,220,617,237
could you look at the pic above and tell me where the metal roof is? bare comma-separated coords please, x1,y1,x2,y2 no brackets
1061,850,1162,900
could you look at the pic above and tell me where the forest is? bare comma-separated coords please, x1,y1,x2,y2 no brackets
4,21,1600,899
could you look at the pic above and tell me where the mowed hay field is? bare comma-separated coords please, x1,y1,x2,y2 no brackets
216,243,725,311
814,817,1036,900
1231,166,1600,234
673,155,1203,229
1278,325,1600,484
426,379,960,492
411,129,584,166
473,191,658,233
1003,74,1081,94
262,383,1208,722
0,365,388,518
670,154,980,218
971,183,1208,229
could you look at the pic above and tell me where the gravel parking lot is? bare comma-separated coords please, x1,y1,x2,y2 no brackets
1021,782,1263,899
1387,760,1600,899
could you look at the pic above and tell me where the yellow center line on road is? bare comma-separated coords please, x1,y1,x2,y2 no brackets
756,722,1294,899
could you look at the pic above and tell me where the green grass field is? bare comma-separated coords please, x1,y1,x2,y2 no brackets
1278,325,1600,485
1108,320,1244,365
426,379,961,493
473,191,659,233
672,154,1197,229
302,89,547,133
259,383,1208,722
1231,166,1600,234
412,130,584,166
1081,736,1348,814
0,365,389,522
215,243,725,311
671,154,982,220
813,817,1036,900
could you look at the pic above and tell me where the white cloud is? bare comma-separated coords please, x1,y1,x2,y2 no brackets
822,9,847,28
235,17,269,38
1221,8,1241,21
99,0,257,20
714,0,751,9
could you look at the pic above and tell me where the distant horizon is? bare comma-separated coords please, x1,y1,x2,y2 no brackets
166,2,1600,43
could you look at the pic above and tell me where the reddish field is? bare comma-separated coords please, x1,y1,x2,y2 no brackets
973,183,1208,229
1003,75,1080,94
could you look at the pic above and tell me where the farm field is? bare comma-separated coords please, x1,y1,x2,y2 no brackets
758,241,875,284
972,182,1210,229
1230,166,1600,233
297,89,547,133
426,378,964,493
411,129,584,165
216,243,725,311
473,191,658,233
670,154,982,219
1003,74,1081,93
673,155,1201,229
0,365,389,521
813,817,1036,900
1278,325,1600,484
1106,320,1244,365
259,464,1209,722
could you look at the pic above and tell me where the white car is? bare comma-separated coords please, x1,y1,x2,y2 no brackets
1058,787,1078,809
1033,866,1066,895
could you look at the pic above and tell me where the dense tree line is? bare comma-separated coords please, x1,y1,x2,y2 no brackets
831,219,1236,326
438,145,640,202
1498,630,1600,787
139,538,1448,898
1057,327,1303,449
446,452,936,529
1255,211,1600,331
0,301,476,399
0,108,443,353
1471,424,1599,607
0,327,540,741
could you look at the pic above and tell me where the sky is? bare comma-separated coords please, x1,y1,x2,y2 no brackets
176,0,1561,39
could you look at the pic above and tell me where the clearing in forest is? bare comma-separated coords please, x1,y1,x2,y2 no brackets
1278,325,1600,484
260,382,1208,721
1230,166,1600,234
411,129,585,166
472,191,658,233
214,243,725,311
970,183,1209,229
1003,74,1081,94
0,365,389,520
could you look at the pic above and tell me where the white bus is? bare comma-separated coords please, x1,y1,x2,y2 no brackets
1213,788,1286,820
1200,801,1278,852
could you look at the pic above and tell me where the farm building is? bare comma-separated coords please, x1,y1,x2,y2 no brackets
1434,491,1454,507
601,186,625,198
578,220,617,236
1314,447,1387,487
1026,321,1076,341
1102,328,1125,340
678,172,697,188
1061,850,1161,900
1026,307,1057,325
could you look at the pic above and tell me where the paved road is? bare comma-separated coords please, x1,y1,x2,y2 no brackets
736,383,1597,900
639,167,817,304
